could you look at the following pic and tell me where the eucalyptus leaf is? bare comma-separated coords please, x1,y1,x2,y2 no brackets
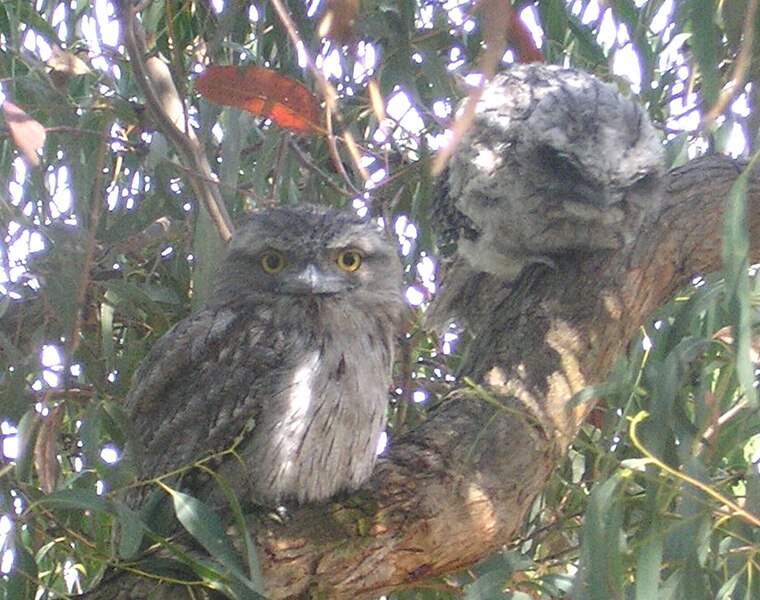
721,157,759,409
6,541,37,600
165,487,265,598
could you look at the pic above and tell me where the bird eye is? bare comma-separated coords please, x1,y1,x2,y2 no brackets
336,249,362,272
260,250,286,274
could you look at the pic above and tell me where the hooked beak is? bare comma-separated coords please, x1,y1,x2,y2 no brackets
281,264,352,295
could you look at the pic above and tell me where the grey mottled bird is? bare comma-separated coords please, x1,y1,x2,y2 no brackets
430,65,663,328
123,204,404,507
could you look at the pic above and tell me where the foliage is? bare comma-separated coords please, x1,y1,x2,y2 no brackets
0,0,757,598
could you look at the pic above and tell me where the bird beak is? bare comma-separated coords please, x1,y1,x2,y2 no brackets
284,264,351,295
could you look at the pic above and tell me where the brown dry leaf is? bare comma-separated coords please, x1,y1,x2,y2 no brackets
34,404,65,494
317,0,360,45
47,46,91,89
713,325,734,345
196,65,321,134
47,46,91,76
2,100,46,166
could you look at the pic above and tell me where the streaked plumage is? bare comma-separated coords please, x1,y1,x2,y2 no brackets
124,205,404,506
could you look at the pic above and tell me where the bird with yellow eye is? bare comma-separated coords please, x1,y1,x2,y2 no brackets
122,204,404,513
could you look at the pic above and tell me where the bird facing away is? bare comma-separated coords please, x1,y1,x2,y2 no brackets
123,205,404,507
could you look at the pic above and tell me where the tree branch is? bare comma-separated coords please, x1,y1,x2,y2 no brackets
247,154,760,599
116,0,233,243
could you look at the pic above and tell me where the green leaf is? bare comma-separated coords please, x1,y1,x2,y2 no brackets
205,470,265,593
721,154,759,409
35,489,145,558
463,570,510,600
35,488,112,513
14,409,40,483
0,3,10,40
79,400,105,468
219,108,246,206
192,201,225,311
635,536,663,600
99,300,115,373
103,280,176,318
6,541,37,600
13,1,59,43
573,474,626,600
165,487,265,598
688,0,721,110
114,502,145,559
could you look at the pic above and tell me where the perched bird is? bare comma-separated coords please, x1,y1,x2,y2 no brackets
430,65,663,328
123,204,404,508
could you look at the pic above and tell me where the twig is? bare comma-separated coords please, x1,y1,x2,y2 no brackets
324,107,359,194
629,412,760,529
431,0,509,176
268,0,368,193
702,0,758,125
269,133,290,202
116,0,233,242
287,137,351,197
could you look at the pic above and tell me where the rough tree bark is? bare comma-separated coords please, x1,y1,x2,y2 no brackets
90,64,760,599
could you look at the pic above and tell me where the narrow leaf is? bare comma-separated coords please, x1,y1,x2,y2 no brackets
688,0,721,110
14,409,41,483
721,155,759,408
204,470,265,593
35,488,112,512
6,541,37,600
114,503,145,559
165,487,264,597
573,474,626,600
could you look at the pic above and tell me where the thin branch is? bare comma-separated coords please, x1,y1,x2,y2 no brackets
629,412,760,529
702,0,758,125
431,0,509,176
269,133,290,202
268,0,368,194
116,0,233,243
287,137,351,197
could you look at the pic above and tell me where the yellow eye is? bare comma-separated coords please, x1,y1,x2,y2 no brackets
260,250,286,274
336,249,362,272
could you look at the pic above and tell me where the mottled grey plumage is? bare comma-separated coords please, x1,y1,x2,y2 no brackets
124,205,404,507
430,65,664,327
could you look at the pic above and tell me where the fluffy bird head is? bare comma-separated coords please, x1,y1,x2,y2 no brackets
215,205,404,317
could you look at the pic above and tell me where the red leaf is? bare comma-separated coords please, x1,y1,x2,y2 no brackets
196,66,321,134
2,100,46,165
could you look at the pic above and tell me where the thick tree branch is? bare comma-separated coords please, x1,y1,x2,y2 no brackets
251,155,760,599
